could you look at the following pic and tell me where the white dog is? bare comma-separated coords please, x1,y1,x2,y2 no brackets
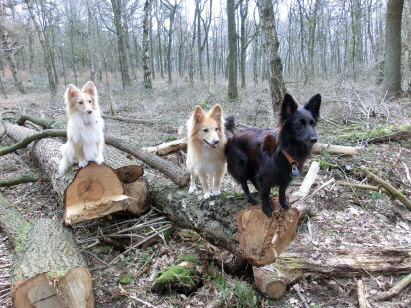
58,81,104,175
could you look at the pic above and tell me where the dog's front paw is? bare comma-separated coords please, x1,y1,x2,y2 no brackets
189,185,197,193
78,161,88,168
203,191,212,199
212,190,221,196
95,159,104,165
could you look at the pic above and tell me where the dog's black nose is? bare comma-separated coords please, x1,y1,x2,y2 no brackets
311,137,317,143
87,110,93,114
214,140,220,144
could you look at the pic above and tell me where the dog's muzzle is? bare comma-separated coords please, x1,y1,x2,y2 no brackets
203,139,219,148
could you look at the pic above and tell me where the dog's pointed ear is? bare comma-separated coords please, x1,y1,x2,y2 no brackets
304,93,321,122
82,81,96,96
193,106,205,123
209,104,223,121
66,84,78,99
279,94,298,123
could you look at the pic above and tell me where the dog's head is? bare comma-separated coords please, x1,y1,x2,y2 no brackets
65,81,99,116
279,93,321,146
188,104,225,149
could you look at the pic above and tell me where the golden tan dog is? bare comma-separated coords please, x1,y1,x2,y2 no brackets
186,104,229,199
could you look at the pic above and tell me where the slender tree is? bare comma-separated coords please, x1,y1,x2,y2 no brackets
111,0,132,88
383,0,404,97
143,0,152,89
162,0,181,84
0,14,26,94
24,0,57,95
227,0,238,99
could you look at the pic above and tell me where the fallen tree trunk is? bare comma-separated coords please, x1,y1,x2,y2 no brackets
1,124,189,188
142,137,360,157
147,162,320,267
336,124,411,144
2,123,139,224
253,246,411,300
0,192,94,307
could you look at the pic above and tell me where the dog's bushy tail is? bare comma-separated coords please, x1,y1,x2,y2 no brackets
224,115,235,154
224,115,235,137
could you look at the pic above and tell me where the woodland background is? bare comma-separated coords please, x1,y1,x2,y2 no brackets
1,0,411,307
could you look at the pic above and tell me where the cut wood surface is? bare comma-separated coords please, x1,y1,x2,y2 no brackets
63,163,131,225
0,192,94,307
253,246,411,299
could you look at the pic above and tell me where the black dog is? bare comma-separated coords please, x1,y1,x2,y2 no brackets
226,93,321,216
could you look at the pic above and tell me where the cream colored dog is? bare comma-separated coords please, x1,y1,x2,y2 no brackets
58,81,104,175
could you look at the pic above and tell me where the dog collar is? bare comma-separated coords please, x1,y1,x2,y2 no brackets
282,150,299,176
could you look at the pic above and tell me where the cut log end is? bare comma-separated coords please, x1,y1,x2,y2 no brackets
12,266,94,308
235,199,299,266
64,164,133,224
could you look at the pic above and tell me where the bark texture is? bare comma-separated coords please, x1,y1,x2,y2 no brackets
257,0,286,113
0,193,94,307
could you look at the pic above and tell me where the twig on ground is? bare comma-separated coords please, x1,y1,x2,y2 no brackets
129,295,158,307
371,272,411,301
360,167,411,210
0,173,49,187
357,279,368,308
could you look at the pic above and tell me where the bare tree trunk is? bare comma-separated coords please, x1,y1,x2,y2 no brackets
0,23,26,94
111,0,132,88
227,0,238,99
189,10,197,86
162,0,180,84
143,0,152,89
24,0,57,95
257,0,286,113
239,0,249,88
383,0,404,97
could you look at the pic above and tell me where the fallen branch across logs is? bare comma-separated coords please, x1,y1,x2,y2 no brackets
142,137,361,157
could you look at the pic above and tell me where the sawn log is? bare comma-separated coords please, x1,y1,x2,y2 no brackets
0,192,94,307
253,246,411,299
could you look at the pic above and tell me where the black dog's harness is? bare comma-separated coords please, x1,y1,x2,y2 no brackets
281,150,299,176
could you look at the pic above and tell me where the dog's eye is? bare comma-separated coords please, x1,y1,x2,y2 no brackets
203,129,209,132
215,128,218,131
89,100,92,104
79,101,83,105
299,120,305,126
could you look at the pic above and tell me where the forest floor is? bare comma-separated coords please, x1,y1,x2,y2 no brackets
1,76,411,307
